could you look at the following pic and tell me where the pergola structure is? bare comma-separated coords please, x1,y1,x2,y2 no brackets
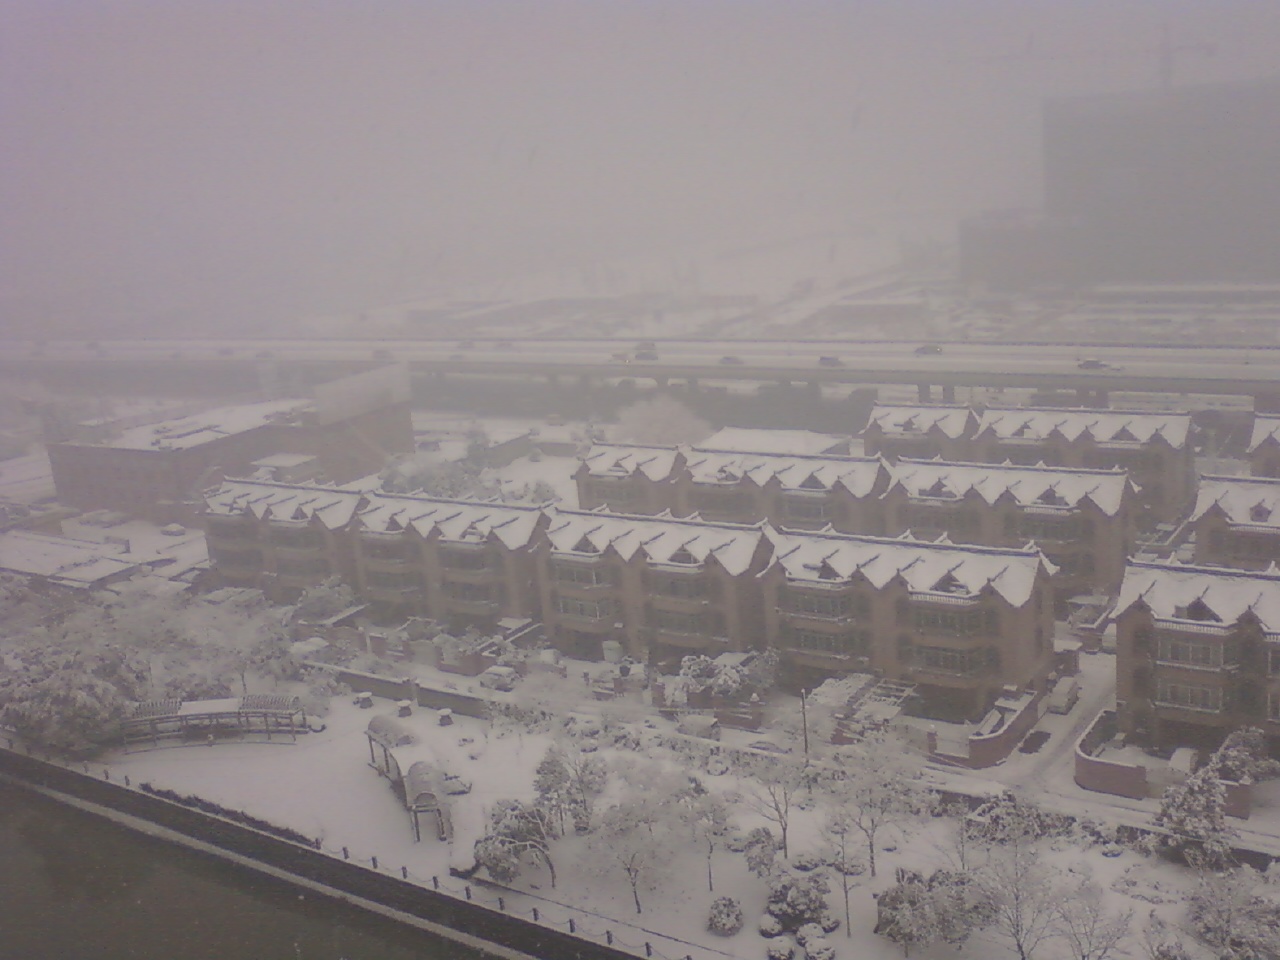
122,694,306,751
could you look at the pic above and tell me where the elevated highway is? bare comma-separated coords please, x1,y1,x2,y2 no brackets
5,337,1279,406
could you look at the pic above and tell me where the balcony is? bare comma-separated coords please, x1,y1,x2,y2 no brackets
651,629,729,651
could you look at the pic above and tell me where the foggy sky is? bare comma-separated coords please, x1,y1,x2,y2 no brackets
2,1,1278,335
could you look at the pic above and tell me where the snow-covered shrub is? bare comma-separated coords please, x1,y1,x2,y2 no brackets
725,831,750,853
794,922,824,946
766,869,830,932
791,852,825,872
819,913,840,934
758,914,784,938
705,755,730,776
707,897,744,936
744,827,779,877
298,668,349,717
765,939,793,960
803,937,834,960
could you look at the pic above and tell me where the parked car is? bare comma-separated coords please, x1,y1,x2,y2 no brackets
818,355,844,367
914,344,943,355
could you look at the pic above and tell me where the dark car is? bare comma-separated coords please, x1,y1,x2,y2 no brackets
914,344,943,355
818,355,844,367
1077,358,1107,369
1018,730,1051,754
719,355,744,365
634,349,659,361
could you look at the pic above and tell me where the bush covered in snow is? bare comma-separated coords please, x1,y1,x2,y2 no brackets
764,939,793,960
758,914,784,938
707,896,744,936
790,851,825,872
802,937,834,960
794,922,825,945
766,869,830,932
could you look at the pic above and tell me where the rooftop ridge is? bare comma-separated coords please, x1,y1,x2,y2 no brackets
894,457,1128,477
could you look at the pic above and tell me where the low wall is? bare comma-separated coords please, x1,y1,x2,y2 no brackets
0,744,726,960
1074,710,1149,800
966,691,1046,769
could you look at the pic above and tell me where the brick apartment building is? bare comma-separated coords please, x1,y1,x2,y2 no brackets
1249,415,1280,479
879,458,1138,605
49,395,412,522
536,509,772,664
761,529,1057,720
970,407,1193,523
1189,474,1280,570
574,445,685,514
1114,560,1280,752
860,405,978,462
202,480,1060,718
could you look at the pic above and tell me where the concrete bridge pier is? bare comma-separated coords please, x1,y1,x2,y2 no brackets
941,384,956,403
917,383,933,402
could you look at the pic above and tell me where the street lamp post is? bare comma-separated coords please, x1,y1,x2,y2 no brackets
800,687,809,762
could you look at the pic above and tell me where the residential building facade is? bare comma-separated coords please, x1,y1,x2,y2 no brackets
1189,474,1280,570
1115,560,1280,752
1249,415,1280,479
860,405,978,462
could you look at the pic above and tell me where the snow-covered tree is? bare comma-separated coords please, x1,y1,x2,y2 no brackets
684,791,732,892
533,743,607,833
292,576,358,622
473,800,558,888
1186,862,1280,960
612,396,712,445
743,826,780,878
738,754,809,858
819,808,865,936
1152,765,1237,863
1205,727,1280,784
978,826,1062,960
1054,878,1132,960
379,452,493,498
2,669,129,756
587,797,680,914
824,731,932,877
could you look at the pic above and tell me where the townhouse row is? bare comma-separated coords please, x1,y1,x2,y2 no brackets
203,479,1057,721
577,442,1139,608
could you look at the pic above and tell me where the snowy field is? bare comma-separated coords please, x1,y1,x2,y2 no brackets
98,687,1242,960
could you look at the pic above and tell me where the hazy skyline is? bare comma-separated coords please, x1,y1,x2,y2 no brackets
3,0,1278,335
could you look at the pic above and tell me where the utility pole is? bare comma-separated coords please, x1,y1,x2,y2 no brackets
800,688,810,762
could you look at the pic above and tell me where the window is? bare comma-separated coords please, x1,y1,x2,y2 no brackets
445,581,492,603
365,569,418,591
901,505,978,536
210,546,262,568
785,589,868,620
785,627,870,658
651,575,707,599
587,479,634,505
440,548,492,571
913,646,996,676
270,527,322,550
363,538,413,561
1156,638,1222,668
1156,680,1222,712
556,595,614,620
783,497,831,522
911,606,995,636
692,488,747,515
651,608,711,635
1269,690,1280,722
1268,648,1280,677
1011,514,1088,542
553,562,613,587
275,556,330,577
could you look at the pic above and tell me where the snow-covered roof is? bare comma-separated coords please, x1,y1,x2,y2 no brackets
1114,560,1280,635
863,404,974,440
205,480,365,529
888,458,1134,517
765,527,1053,608
545,508,765,575
580,444,681,481
977,407,1191,448
1248,415,1280,453
1190,474,1280,531
86,399,312,451
0,530,144,587
685,449,887,496
357,493,544,549
699,427,849,457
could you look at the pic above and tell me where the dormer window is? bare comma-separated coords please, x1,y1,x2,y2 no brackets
1174,599,1221,623
1251,502,1273,523
573,535,599,554
1113,425,1137,442
924,479,949,498
669,546,698,565
1037,487,1066,506
932,571,966,595
799,473,826,490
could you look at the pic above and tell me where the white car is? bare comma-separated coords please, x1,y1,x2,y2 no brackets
477,665,519,692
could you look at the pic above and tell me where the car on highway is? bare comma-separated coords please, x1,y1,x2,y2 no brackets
914,344,943,355
818,355,844,367
634,349,659,361
457,340,475,349
719,355,744,365
635,340,657,352
1077,358,1107,369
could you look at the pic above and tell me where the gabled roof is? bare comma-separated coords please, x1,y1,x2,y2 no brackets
685,449,887,497
1190,474,1280,531
889,458,1134,516
1114,560,1280,635
1249,415,1280,454
357,493,544,549
87,399,312,451
699,427,849,457
580,444,682,481
545,508,764,575
976,407,1191,448
205,479,363,529
863,404,975,440
764,527,1054,608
